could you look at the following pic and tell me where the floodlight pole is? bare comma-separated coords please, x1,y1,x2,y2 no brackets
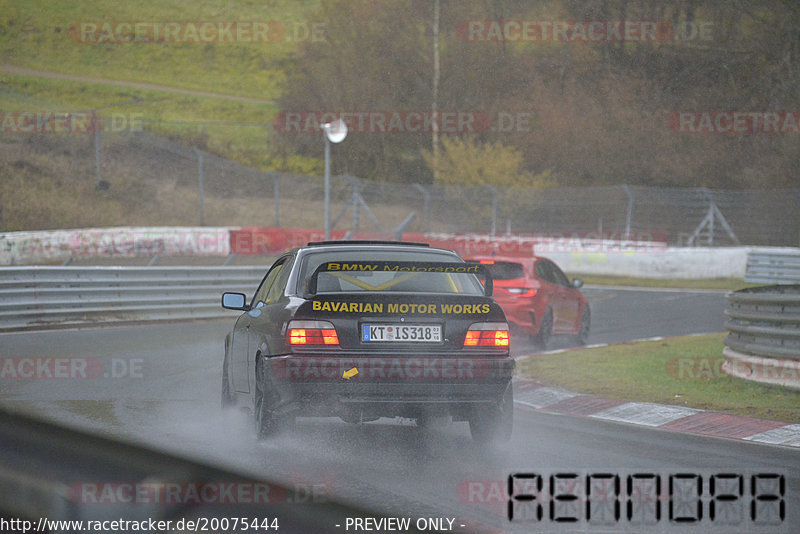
324,132,331,240
322,120,347,240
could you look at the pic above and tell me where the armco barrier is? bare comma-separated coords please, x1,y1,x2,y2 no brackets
744,248,800,284
723,284,800,389
0,266,264,331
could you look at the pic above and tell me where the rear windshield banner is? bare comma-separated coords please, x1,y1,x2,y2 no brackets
319,261,484,273
307,261,491,295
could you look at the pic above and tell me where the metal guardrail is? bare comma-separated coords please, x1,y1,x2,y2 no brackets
744,249,800,284
723,284,800,389
0,266,264,331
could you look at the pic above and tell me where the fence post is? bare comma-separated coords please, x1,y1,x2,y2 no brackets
271,173,280,227
192,147,205,226
794,189,800,246
93,113,101,188
688,188,740,246
412,184,431,233
621,184,634,239
485,185,497,237
349,176,360,232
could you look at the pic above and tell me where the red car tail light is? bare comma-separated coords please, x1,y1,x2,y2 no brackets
464,322,510,347
287,320,339,346
506,287,537,297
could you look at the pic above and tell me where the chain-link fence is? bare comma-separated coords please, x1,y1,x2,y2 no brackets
1,125,798,246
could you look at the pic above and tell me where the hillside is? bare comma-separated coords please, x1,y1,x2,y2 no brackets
0,0,320,100
1,0,799,235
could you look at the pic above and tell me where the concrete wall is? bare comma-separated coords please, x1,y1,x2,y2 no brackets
2,226,796,280
542,247,751,279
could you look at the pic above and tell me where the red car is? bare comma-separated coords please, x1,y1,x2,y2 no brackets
465,256,590,348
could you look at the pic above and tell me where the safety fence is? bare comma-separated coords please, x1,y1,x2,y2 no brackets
3,129,800,246
0,266,263,331
723,285,800,390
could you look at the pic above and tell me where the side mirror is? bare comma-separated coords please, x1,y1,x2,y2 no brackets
221,292,249,310
572,278,584,289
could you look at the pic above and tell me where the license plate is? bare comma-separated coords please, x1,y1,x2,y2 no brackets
362,324,442,343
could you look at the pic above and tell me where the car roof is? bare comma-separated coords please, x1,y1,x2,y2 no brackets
295,240,459,257
306,240,431,248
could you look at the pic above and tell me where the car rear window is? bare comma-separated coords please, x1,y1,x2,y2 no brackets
481,261,525,281
298,250,485,295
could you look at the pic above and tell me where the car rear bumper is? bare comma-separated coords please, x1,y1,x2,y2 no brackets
493,298,539,331
263,353,514,418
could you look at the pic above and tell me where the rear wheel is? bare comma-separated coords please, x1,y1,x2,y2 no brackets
469,385,513,445
254,391,295,439
254,360,294,439
575,306,591,345
531,308,553,350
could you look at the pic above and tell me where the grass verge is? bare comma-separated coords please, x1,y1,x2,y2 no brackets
516,333,800,424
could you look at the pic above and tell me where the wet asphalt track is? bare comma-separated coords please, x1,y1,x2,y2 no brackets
1,287,796,533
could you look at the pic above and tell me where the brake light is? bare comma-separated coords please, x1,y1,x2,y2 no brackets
507,287,536,297
479,260,495,265
464,322,510,347
287,320,339,345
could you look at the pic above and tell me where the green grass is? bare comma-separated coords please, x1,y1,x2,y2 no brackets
517,333,800,423
0,74,275,122
0,0,328,172
0,0,321,99
0,74,280,167
571,274,761,291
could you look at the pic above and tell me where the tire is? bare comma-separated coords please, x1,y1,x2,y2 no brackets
574,305,591,346
469,385,513,445
254,359,294,439
531,308,553,350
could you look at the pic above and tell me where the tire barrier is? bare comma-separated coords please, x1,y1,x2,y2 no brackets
723,284,800,389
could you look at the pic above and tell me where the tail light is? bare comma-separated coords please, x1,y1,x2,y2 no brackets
287,320,339,346
506,287,536,297
464,322,510,348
